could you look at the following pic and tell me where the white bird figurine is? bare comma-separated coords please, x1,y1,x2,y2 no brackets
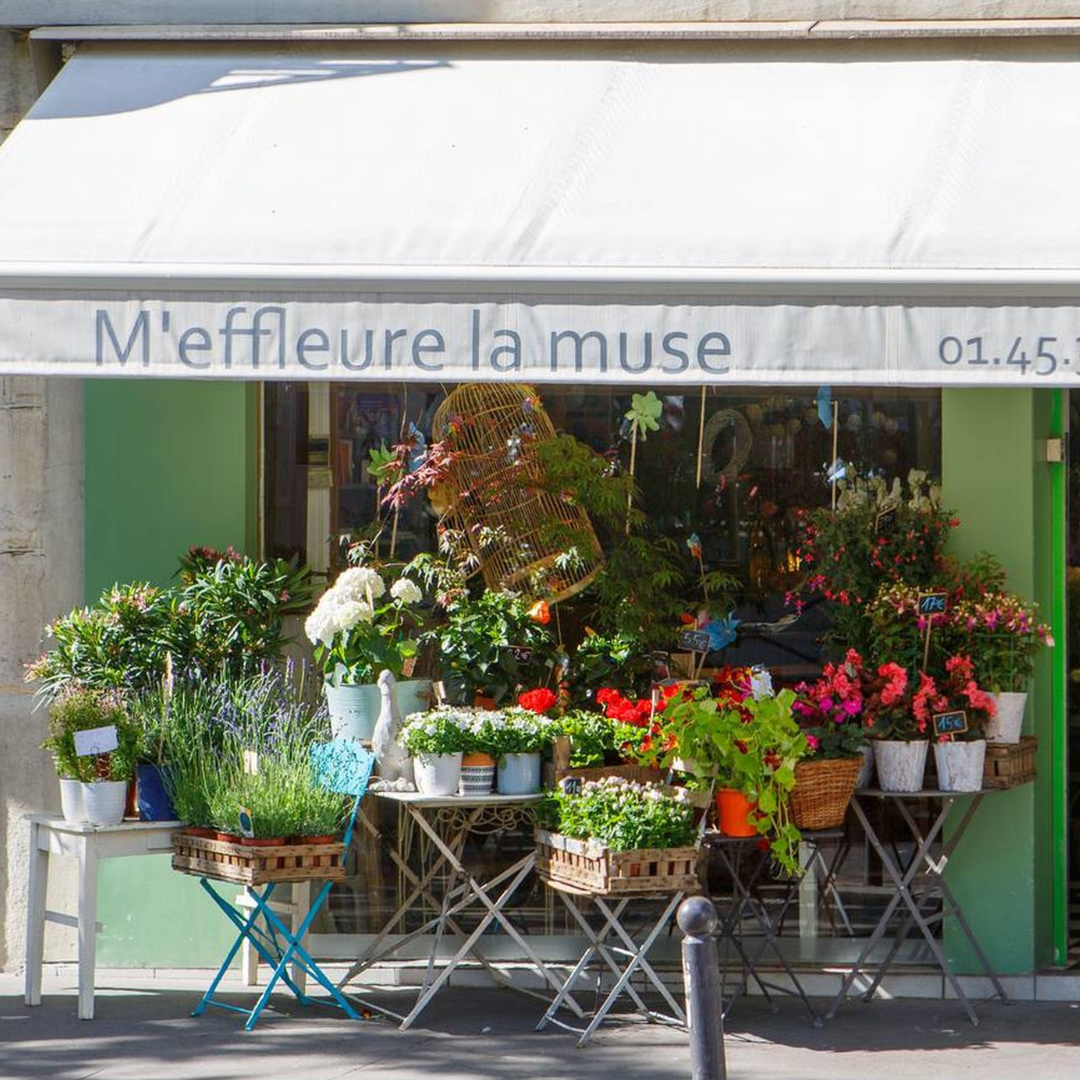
372,669,413,785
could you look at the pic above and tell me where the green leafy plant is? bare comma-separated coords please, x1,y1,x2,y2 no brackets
543,777,696,852
566,631,653,704
424,590,558,705
555,709,621,767
482,706,558,758
42,686,138,783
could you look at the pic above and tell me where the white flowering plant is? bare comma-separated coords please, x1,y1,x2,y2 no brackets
480,706,557,758
399,706,478,756
543,777,696,852
304,565,424,685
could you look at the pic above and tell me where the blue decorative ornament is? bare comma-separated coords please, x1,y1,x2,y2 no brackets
407,422,427,473
701,612,741,652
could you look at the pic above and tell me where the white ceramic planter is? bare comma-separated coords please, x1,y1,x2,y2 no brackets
985,692,1027,744
414,752,463,797
855,745,875,789
934,740,987,792
459,756,496,796
325,681,381,742
82,780,128,826
58,778,87,823
497,752,542,795
873,740,928,793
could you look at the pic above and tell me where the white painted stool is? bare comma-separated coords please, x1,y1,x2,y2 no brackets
23,813,179,1020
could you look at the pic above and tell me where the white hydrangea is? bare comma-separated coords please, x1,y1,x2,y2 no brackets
335,566,386,602
390,578,423,606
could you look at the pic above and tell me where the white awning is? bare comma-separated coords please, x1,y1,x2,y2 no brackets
3,39,1080,384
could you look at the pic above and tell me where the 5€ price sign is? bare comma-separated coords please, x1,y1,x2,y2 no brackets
73,725,119,757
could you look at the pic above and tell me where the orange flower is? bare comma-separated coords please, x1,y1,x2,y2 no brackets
528,599,551,625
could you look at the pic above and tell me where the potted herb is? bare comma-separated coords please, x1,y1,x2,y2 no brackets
424,590,557,707
952,591,1053,744
42,687,138,826
790,650,870,827
915,656,996,793
130,665,179,822
658,683,808,874
305,564,427,741
862,662,926,791
489,700,558,795
400,707,473,796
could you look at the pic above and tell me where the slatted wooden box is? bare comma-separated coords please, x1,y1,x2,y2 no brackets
983,736,1038,790
535,829,700,896
172,832,346,886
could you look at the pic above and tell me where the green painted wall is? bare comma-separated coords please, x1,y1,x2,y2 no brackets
84,379,255,967
941,388,1062,973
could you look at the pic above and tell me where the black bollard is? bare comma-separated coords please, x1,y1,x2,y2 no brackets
678,896,726,1080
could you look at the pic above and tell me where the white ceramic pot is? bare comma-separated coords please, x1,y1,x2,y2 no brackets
414,752,463,797
497,752,542,795
855,745,875,789
58,778,87,823
459,754,496,796
82,780,128,826
325,681,381,742
873,740,928,793
934,740,987,793
985,692,1027,745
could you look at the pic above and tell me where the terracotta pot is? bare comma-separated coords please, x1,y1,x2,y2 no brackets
240,836,285,847
474,694,499,711
215,831,241,843
185,826,215,839
124,780,138,819
716,787,758,838
296,835,337,846
462,751,496,767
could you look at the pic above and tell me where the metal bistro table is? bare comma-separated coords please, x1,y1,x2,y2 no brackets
826,787,1009,1025
341,790,568,1029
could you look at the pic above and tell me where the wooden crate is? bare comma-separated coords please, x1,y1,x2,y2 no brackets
555,764,663,786
535,828,700,896
983,736,1038,790
171,832,346,886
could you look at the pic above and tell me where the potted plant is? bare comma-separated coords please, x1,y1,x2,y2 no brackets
862,661,927,791
658,682,808,874
952,591,1053,744
424,590,557,707
130,665,179,822
400,707,472,796
790,650,870,827
914,655,996,793
490,694,559,795
305,564,427,741
42,686,138,826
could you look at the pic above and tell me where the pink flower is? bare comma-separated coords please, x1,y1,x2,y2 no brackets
806,734,821,750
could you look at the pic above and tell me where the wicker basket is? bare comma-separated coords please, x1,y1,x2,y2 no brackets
983,736,1038,790
171,832,346,887
535,829,700,896
789,756,863,830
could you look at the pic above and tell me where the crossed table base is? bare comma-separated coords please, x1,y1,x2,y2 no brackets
340,791,569,1030
826,788,1008,1026
535,882,688,1047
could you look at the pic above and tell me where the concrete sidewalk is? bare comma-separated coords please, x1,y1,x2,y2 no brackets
1,972,1079,1080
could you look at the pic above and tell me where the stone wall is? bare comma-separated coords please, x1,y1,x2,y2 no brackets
0,31,84,973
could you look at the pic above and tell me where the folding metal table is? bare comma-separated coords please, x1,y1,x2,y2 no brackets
826,788,1009,1025
341,790,566,1030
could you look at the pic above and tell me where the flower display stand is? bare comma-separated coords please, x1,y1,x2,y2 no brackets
171,833,346,887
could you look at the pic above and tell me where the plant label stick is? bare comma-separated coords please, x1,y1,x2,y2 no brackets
73,725,118,757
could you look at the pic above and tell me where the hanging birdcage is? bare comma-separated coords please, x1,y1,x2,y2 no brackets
431,384,603,604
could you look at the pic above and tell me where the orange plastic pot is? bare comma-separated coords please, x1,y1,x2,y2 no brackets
716,788,758,838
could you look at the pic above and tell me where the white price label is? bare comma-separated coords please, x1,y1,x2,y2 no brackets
73,725,118,757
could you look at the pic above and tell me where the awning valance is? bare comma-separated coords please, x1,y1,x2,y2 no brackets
4,40,1080,385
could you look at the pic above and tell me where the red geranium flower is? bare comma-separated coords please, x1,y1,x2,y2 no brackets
518,687,557,715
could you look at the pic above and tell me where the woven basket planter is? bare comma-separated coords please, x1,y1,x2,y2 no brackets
790,756,863,830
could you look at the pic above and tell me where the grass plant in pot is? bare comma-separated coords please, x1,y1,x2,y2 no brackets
862,662,928,792
656,678,808,874
130,664,181,822
953,591,1052,745
491,691,559,795
306,565,426,742
916,656,996,793
791,650,869,829
400,707,470,796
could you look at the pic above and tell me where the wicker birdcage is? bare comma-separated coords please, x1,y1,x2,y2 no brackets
431,384,602,604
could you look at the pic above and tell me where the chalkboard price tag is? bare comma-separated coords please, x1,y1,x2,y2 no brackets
932,710,969,738
560,777,583,796
918,592,949,617
73,725,119,757
874,506,898,533
505,645,534,664
677,629,712,653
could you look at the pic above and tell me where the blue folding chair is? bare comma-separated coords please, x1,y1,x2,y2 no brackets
192,739,376,1030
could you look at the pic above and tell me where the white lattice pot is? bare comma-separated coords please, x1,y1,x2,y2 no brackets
414,752,463,797
873,740,928,793
985,693,1026,745
934,740,987,793
82,780,127,826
